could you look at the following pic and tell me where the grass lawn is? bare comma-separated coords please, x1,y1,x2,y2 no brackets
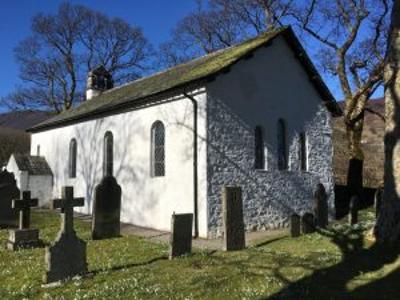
0,209,399,300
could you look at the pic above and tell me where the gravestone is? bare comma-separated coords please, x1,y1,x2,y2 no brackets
7,191,40,251
44,186,87,283
222,186,245,251
349,196,359,225
313,183,328,229
0,170,19,227
290,214,301,237
301,213,315,234
92,176,121,240
374,188,383,219
169,213,193,259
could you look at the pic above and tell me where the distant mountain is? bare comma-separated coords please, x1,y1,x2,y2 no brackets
0,110,52,166
0,110,52,130
333,98,384,188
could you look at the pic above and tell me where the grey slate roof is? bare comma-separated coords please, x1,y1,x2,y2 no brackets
13,154,53,176
29,27,341,133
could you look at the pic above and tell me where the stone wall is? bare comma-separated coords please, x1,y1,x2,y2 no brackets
206,99,334,237
205,35,335,238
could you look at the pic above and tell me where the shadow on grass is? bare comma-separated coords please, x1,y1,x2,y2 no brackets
89,255,169,276
253,236,287,248
266,226,400,299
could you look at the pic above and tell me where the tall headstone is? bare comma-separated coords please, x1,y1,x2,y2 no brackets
290,214,301,237
374,188,383,219
92,176,121,240
0,170,19,227
301,213,315,234
7,191,40,250
169,213,193,259
44,186,87,283
313,183,328,229
222,186,245,251
349,195,359,225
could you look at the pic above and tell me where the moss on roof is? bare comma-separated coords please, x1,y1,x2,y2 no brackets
30,27,339,132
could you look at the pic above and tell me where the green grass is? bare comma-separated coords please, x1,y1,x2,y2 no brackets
0,209,399,299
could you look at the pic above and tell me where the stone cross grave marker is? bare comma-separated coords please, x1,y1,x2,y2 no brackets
290,214,301,237
0,170,19,227
92,175,121,240
44,186,87,284
169,213,193,259
222,186,245,251
349,195,359,225
301,213,315,234
313,183,328,229
7,191,40,250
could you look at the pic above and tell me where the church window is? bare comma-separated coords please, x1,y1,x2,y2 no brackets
254,126,265,169
299,132,308,171
103,131,114,176
277,119,288,170
151,121,165,177
69,139,77,178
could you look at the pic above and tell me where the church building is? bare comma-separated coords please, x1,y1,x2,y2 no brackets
26,27,341,238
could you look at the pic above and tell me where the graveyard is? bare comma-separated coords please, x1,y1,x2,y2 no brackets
0,206,398,299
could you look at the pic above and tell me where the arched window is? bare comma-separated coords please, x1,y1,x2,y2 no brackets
277,119,287,170
299,132,308,171
103,131,114,177
151,121,165,177
254,126,265,169
69,139,77,178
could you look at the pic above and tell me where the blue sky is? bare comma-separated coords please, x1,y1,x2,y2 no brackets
0,0,197,103
0,0,383,112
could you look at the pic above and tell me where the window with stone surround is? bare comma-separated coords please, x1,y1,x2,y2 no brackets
254,126,265,169
103,131,114,176
151,121,165,177
299,132,308,171
277,119,288,170
68,139,77,178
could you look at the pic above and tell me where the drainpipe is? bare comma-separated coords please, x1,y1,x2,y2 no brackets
183,91,199,238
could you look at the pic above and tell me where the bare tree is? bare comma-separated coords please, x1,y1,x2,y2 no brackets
212,0,294,32
375,0,400,243
158,4,244,68
1,2,152,113
157,0,293,68
292,0,390,199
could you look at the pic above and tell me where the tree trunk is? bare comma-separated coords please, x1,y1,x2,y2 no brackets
375,0,400,243
345,113,365,200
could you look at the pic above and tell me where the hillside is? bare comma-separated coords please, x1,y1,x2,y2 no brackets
0,110,51,166
333,99,385,188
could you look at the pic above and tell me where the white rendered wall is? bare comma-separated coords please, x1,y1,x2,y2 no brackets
31,90,208,237
206,36,335,237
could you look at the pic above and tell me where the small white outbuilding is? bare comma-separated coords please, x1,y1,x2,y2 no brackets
6,154,53,207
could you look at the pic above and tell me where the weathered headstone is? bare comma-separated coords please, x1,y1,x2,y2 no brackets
313,183,328,229
290,214,301,237
169,213,193,259
0,170,19,227
7,191,40,250
349,195,359,225
374,188,383,219
222,186,245,251
44,186,87,283
301,213,315,234
92,176,121,240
